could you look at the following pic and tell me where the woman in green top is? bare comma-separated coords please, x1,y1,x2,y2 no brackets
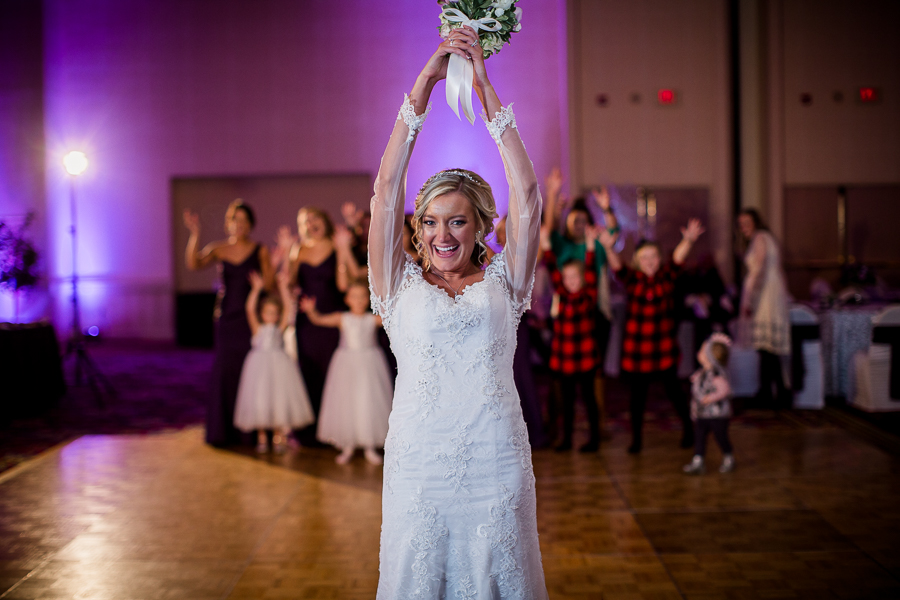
541,168,619,274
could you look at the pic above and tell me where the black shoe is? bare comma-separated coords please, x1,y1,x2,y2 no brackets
579,441,600,453
627,442,642,454
555,441,572,452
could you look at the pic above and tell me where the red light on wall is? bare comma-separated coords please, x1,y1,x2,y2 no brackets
858,87,880,103
658,89,677,105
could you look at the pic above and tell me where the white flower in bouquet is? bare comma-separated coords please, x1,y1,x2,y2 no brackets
436,0,522,59
492,0,514,15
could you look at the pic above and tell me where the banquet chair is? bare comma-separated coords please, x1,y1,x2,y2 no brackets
852,305,900,412
790,305,824,409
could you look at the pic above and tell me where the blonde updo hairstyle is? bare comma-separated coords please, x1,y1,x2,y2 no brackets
412,169,497,271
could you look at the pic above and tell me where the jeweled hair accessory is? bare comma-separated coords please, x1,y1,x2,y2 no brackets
417,169,481,198
709,332,732,347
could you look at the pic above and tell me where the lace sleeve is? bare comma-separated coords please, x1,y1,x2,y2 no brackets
369,94,431,317
482,104,541,314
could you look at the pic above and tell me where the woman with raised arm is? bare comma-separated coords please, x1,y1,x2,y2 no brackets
183,200,273,447
369,26,547,599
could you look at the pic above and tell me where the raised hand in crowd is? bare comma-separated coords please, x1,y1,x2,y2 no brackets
674,218,705,265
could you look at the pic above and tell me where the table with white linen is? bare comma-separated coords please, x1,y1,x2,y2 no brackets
818,305,881,398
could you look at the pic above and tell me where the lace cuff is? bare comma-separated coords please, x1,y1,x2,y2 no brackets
481,104,517,142
397,93,432,143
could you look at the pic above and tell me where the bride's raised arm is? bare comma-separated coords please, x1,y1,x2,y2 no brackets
368,35,471,314
466,28,541,314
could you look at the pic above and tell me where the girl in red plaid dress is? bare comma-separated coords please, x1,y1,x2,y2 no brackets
544,226,602,452
600,219,705,454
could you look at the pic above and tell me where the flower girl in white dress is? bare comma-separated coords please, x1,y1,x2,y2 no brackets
300,279,393,465
233,272,314,453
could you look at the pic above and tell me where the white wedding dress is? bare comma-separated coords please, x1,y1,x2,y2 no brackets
370,96,548,599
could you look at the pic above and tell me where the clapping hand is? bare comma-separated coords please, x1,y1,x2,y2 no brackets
333,226,354,250
299,296,317,314
681,218,706,243
598,228,618,249
183,210,200,235
276,225,297,252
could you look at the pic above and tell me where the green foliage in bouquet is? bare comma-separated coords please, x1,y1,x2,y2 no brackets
438,0,522,59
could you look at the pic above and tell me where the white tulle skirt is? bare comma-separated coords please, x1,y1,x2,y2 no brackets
234,348,315,431
317,346,393,449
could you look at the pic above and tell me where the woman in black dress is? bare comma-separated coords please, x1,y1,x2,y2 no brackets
283,207,345,443
184,200,273,446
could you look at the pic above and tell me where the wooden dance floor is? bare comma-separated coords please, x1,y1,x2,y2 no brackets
1,420,899,599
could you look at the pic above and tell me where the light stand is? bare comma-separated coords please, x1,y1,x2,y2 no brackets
62,151,114,407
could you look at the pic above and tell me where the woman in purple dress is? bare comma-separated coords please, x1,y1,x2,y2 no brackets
285,207,345,443
184,200,273,446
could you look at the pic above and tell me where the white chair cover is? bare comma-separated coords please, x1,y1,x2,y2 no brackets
851,304,900,412
790,305,824,409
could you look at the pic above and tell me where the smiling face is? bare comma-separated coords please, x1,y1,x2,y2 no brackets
421,191,480,275
561,262,585,294
260,299,281,325
635,244,661,277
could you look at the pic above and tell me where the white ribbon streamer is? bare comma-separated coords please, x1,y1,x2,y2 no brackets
441,7,503,124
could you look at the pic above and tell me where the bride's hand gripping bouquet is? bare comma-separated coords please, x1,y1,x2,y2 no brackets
436,0,522,123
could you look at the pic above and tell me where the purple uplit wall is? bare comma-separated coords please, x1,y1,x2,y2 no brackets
38,0,568,338
0,1,48,323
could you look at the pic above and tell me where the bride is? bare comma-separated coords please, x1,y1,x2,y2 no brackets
369,24,548,600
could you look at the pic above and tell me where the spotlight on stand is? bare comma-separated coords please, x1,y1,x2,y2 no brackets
63,150,114,406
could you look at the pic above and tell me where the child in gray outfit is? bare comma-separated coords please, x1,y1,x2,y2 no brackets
683,333,735,474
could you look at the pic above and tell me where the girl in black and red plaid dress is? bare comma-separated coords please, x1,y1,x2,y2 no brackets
600,219,705,454
544,226,602,452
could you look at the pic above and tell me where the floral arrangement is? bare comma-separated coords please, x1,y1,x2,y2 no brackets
0,212,40,322
0,213,38,293
438,0,522,59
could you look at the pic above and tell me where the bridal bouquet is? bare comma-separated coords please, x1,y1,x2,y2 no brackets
437,0,523,123
438,0,522,59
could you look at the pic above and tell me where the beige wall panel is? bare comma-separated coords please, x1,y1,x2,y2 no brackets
782,0,900,184
571,0,732,278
